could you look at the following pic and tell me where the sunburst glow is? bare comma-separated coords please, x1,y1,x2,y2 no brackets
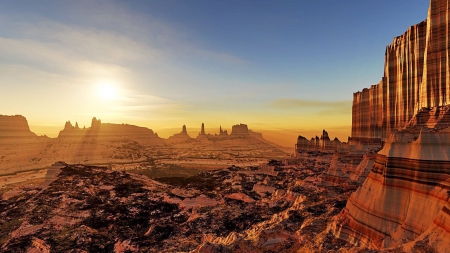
97,82,119,100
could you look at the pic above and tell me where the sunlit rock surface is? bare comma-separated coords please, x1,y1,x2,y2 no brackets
337,1,450,251
0,159,357,252
332,2,450,252
351,0,450,141
352,20,427,141
334,126,450,251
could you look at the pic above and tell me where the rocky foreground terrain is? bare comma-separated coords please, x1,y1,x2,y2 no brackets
1,151,441,252
0,154,352,253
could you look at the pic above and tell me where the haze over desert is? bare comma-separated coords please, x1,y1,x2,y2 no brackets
2,1,450,253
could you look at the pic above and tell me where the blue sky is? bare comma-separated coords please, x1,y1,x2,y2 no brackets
0,0,429,145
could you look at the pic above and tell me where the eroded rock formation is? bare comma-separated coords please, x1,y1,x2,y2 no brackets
339,1,450,251
200,123,206,135
219,126,228,135
295,130,341,153
231,124,249,135
351,15,428,140
0,115,37,137
335,126,450,250
167,125,192,143
58,117,160,141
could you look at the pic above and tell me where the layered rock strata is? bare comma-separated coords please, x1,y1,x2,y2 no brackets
351,0,450,140
340,1,450,251
352,19,427,140
335,126,450,250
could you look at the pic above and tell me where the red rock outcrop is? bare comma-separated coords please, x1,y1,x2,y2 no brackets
421,0,450,108
334,127,450,250
353,0,450,141
0,115,37,137
230,124,249,135
340,1,450,250
59,117,160,141
352,19,427,141
219,126,228,135
200,123,206,135
167,125,192,143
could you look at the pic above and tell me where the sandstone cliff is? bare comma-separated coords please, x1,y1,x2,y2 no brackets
334,126,450,250
352,19,427,141
339,0,450,251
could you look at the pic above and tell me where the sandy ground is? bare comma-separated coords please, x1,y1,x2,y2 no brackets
0,171,46,197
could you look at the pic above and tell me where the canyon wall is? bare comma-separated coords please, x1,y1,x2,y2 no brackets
335,127,450,250
352,20,427,141
353,0,450,141
339,1,450,251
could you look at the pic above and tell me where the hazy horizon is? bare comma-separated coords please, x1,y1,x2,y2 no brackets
26,118,350,147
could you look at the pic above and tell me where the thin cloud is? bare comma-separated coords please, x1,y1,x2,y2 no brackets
270,98,351,110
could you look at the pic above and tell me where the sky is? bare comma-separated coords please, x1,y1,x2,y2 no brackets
0,0,429,146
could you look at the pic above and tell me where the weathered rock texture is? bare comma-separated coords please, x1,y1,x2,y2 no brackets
0,160,354,252
340,1,450,251
351,0,450,140
335,127,450,250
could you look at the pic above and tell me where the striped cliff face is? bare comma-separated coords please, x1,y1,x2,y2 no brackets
341,0,450,250
352,0,450,141
333,127,450,250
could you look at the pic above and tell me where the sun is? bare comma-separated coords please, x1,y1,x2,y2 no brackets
97,82,119,100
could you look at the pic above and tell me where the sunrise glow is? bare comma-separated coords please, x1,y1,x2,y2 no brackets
96,81,119,101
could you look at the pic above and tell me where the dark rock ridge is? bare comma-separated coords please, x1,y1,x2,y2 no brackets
200,123,205,135
58,117,159,140
219,126,228,135
231,124,249,135
296,130,341,153
0,115,36,137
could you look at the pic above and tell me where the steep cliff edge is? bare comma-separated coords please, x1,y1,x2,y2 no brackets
337,0,450,251
353,0,450,141
334,126,450,250
352,20,427,141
